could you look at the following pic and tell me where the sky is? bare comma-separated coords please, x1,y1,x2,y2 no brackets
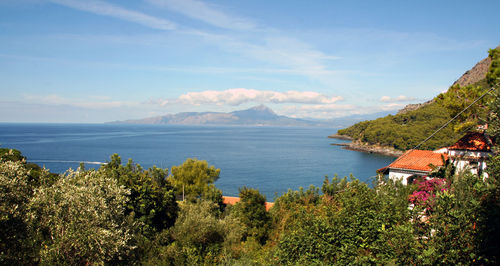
0,0,499,123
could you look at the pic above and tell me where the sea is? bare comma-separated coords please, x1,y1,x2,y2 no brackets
0,123,395,200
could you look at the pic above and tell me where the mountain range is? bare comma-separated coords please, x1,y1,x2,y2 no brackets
108,105,395,127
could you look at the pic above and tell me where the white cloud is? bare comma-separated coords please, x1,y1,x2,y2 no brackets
279,101,408,119
381,103,406,110
19,93,403,121
280,104,356,119
145,0,256,30
48,0,177,30
380,95,416,102
155,88,343,106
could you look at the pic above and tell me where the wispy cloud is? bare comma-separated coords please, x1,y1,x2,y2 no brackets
280,104,355,119
151,88,343,106
145,0,256,30
188,31,342,84
381,103,406,110
23,93,140,109
380,95,416,102
46,0,342,85
48,0,177,30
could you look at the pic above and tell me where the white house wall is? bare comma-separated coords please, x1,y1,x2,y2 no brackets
453,159,489,178
388,171,415,185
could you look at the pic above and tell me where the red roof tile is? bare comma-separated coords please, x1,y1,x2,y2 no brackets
448,132,493,152
222,196,274,211
222,196,240,205
379,150,447,173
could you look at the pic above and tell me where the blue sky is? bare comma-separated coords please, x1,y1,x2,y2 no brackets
1,0,499,123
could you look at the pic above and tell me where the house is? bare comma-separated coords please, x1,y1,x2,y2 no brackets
379,131,495,184
440,131,494,177
378,150,447,185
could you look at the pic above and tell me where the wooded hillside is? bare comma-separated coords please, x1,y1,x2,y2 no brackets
337,46,499,151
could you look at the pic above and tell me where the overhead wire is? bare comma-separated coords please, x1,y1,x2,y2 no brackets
384,79,499,168
412,80,499,150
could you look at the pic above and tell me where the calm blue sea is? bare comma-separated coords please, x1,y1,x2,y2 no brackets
0,123,395,200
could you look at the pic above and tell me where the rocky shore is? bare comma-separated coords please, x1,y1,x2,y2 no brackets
327,134,353,140
329,135,403,157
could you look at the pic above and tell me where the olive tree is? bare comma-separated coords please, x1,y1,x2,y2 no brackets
166,200,244,264
27,170,134,265
0,160,37,264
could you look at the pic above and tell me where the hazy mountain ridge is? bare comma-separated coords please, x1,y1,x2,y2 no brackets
109,105,322,127
108,105,394,127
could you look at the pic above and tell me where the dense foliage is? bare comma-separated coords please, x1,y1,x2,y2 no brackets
337,46,500,151
487,47,500,145
100,154,178,237
337,103,462,150
27,170,134,265
168,158,222,203
231,187,271,245
0,160,37,264
0,145,499,264
164,200,244,265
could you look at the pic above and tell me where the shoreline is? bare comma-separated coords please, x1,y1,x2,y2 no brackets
329,134,402,157
327,134,353,140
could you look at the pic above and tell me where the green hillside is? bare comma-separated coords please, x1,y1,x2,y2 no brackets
337,47,499,151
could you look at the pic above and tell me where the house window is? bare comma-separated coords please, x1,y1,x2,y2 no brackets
407,174,424,185
469,161,479,170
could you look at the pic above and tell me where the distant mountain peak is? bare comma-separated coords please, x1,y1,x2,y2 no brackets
108,104,325,126
247,104,276,114
230,105,278,121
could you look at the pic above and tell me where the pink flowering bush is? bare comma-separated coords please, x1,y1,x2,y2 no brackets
409,178,448,212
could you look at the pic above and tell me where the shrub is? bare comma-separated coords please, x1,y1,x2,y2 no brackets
27,170,135,265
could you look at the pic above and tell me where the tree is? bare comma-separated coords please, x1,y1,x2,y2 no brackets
486,46,500,87
0,148,59,187
436,84,491,126
487,47,500,143
27,170,134,265
100,154,179,237
274,177,413,264
415,172,494,264
0,160,38,264
232,187,271,245
0,148,24,162
166,200,244,265
169,158,221,202
484,46,500,261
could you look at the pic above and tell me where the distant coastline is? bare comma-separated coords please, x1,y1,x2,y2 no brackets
329,134,402,157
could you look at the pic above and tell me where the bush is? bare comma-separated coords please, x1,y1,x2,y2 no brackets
274,177,413,264
0,160,37,264
100,154,179,237
165,200,244,264
27,170,135,265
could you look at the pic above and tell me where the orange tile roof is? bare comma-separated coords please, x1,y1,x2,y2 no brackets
379,149,447,173
448,132,493,152
222,196,274,211
222,196,240,205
